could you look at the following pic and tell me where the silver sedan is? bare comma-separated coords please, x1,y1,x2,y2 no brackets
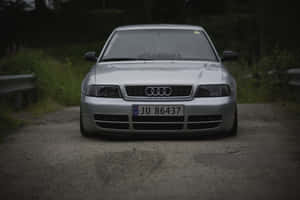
80,24,238,137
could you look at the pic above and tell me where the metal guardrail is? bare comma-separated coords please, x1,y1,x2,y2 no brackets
287,68,300,87
243,68,300,88
0,74,36,110
0,74,36,95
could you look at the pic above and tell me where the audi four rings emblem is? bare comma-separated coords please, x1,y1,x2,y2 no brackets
145,87,173,97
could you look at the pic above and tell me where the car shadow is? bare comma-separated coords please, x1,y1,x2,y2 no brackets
89,132,235,142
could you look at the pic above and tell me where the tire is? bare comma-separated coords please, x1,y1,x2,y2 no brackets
227,106,238,136
80,112,94,137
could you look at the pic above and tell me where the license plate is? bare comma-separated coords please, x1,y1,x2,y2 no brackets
133,105,184,116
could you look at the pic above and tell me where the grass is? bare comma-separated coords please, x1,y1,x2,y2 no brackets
0,42,102,105
0,42,102,133
227,60,300,121
226,61,274,103
0,104,24,141
227,61,298,103
227,48,300,103
24,98,63,116
0,49,81,105
0,111,24,131
283,102,300,118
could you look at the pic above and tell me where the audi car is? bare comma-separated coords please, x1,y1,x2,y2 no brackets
80,24,238,137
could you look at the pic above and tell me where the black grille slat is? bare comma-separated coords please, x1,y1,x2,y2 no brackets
132,116,184,122
94,114,128,122
133,124,184,130
94,114,222,131
126,86,192,97
96,122,129,129
188,115,222,122
187,123,220,130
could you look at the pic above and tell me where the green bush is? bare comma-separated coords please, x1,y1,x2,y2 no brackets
0,104,24,137
0,48,92,106
227,48,300,103
255,48,299,101
0,44,104,133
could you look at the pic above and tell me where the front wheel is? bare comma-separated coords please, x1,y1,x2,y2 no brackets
227,106,238,136
80,111,94,137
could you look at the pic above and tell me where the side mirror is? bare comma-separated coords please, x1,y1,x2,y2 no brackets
222,51,239,62
84,51,97,62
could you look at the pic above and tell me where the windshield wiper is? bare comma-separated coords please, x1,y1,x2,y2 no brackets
101,58,153,62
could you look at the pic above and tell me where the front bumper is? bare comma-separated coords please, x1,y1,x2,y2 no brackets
81,96,236,135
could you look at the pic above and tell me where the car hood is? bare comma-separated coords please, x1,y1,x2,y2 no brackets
94,61,225,85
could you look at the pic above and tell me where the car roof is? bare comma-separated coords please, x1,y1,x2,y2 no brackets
115,24,205,31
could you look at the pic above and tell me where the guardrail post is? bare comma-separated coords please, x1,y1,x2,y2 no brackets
287,68,300,102
14,92,24,110
0,74,36,110
25,90,37,106
287,68,300,87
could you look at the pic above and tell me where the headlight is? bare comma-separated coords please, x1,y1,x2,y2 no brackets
195,84,231,97
86,85,122,98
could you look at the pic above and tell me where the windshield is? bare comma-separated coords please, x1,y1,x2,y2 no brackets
101,29,217,62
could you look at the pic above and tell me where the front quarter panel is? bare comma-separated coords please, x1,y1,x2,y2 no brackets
81,65,97,96
221,65,237,101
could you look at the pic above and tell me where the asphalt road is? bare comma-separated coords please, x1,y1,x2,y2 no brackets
1,104,300,200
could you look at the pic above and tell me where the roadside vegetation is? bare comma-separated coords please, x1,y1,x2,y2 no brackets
0,43,101,133
0,43,101,103
0,104,24,140
227,48,300,103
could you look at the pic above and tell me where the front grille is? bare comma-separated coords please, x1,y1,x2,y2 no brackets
94,114,129,130
187,123,220,130
188,115,222,122
94,114,128,122
93,114,222,131
96,122,129,129
126,86,192,97
133,124,184,130
187,115,222,130
133,116,184,122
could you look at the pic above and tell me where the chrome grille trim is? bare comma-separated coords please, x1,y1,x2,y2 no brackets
125,85,193,97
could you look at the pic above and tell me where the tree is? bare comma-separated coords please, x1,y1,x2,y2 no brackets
102,0,107,9
35,0,47,11
143,0,154,22
0,0,31,56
